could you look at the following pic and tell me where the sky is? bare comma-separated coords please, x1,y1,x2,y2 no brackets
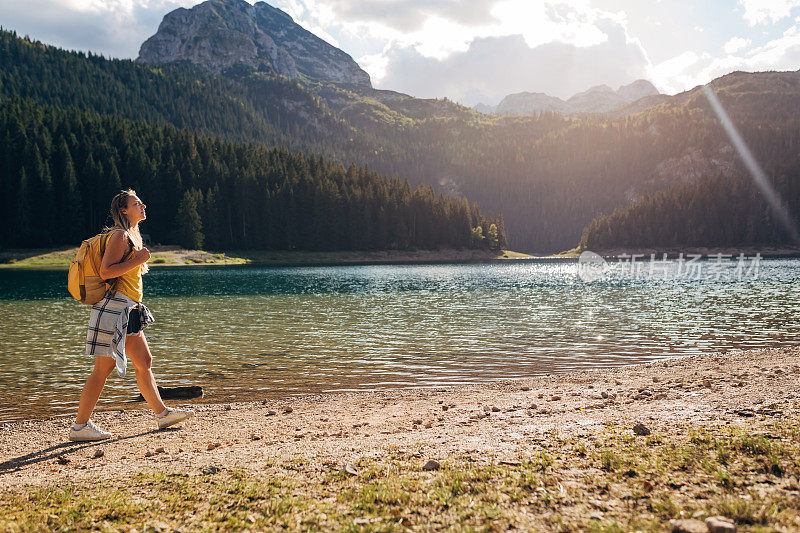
1,0,799,107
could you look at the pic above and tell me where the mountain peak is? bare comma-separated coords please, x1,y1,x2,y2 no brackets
492,79,660,116
137,0,371,88
617,79,659,101
584,84,615,94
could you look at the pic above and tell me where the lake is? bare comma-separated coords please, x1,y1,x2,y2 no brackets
1,258,798,423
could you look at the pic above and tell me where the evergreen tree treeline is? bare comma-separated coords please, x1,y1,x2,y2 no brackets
3,29,799,252
579,163,800,250
0,98,506,251
0,28,349,149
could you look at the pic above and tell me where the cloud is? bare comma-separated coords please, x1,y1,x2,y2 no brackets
355,51,389,80
649,51,706,94
334,0,653,105
744,18,800,65
723,37,752,54
738,0,800,26
374,16,650,106
0,0,196,58
650,18,800,95
305,0,500,33
336,0,617,63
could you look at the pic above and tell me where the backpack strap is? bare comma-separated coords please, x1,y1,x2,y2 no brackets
99,229,136,288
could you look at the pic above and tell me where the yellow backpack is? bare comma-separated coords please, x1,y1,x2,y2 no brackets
67,230,129,305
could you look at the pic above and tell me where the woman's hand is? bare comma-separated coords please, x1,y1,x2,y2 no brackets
133,247,151,265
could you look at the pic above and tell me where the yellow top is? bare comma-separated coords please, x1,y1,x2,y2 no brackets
105,230,143,303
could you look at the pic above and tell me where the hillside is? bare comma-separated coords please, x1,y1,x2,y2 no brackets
579,164,800,252
2,27,800,253
0,97,505,251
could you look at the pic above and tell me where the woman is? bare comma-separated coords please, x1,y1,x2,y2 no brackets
69,189,194,441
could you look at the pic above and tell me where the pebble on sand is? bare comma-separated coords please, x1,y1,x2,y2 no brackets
422,459,441,471
669,518,708,533
706,516,737,533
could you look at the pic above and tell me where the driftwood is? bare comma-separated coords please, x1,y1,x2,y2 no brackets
132,385,203,402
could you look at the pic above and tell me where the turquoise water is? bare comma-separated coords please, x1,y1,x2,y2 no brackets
1,259,798,422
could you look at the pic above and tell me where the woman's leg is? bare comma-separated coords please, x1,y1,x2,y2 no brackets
126,331,167,414
75,356,117,424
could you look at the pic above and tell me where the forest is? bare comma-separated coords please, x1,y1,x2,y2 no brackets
2,29,799,252
0,97,506,251
579,164,800,251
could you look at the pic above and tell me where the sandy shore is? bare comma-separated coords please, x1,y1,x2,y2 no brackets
1,347,799,531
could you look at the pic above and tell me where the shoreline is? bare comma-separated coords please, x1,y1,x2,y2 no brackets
0,247,534,270
5,245,799,270
557,246,800,259
2,347,798,530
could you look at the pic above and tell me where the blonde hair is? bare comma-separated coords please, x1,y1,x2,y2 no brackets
106,188,149,274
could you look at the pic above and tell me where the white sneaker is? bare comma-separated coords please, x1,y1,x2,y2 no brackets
69,419,113,442
157,407,195,429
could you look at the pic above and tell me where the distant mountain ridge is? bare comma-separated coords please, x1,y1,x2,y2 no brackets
137,0,371,88
479,79,660,116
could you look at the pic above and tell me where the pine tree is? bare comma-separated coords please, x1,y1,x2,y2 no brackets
471,226,484,248
15,167,32,245
486,223,500,251
175,189,204,250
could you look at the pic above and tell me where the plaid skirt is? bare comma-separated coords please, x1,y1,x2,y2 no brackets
86,290,154,378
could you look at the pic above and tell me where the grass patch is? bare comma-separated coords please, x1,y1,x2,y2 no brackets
0,247,249,268
2,411,799,531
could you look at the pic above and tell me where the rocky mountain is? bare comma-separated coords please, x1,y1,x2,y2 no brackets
491,79,659,116
565,84,626,113
491,92,567,115
617,79,660,102
137,0,371,88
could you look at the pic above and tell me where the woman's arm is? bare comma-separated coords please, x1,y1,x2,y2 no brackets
99,230,150,280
